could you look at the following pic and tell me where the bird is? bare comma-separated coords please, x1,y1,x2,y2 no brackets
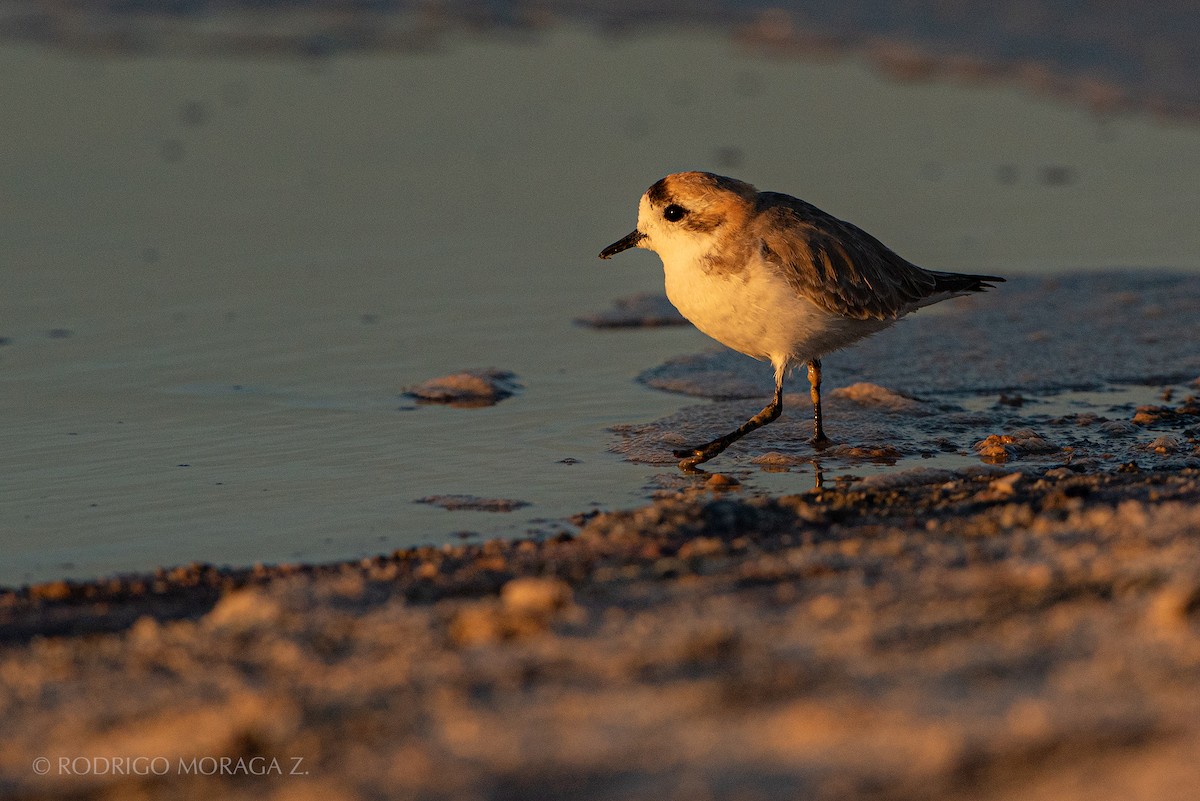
599,171,1003,470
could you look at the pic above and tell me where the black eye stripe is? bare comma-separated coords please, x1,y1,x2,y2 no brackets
663,204,687,222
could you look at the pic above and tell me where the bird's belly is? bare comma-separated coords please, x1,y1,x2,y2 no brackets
663,258,889,363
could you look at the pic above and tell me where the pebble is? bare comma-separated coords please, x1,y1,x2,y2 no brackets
404,369,520,407
574,293,688,328
501,577,572,616
416,495,530,512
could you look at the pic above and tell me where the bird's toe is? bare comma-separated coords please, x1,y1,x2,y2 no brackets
674,445,717,471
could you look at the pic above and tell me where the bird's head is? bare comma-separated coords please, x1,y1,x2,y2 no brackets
599,171,758,264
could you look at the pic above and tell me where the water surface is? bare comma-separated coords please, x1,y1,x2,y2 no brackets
2,26,1199,585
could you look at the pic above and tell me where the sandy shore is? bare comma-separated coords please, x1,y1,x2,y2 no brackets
4,466,1200,800
3,8,1200,799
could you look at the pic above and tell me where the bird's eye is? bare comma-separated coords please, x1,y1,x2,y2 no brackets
663,204,687,222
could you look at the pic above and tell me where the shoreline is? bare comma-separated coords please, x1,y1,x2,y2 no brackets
3,462,1194,619
4,465,1200,798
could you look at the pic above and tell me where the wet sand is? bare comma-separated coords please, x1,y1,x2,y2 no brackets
617,272,1200,476
4,467,1200,800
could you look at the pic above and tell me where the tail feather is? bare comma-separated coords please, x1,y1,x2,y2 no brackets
929,270,1005,294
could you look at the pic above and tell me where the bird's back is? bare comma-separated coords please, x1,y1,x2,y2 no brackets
752,192,1004,320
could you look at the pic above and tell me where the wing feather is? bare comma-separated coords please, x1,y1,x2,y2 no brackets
753,192,940,320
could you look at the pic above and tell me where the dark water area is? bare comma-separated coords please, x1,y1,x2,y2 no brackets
2,0,1197,119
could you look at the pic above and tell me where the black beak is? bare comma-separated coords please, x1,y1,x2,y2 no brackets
599,230,645,259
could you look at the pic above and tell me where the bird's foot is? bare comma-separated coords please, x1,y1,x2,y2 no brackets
810,433,832,451
673,446,717,471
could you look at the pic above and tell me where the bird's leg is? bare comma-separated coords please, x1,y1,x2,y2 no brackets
807,358,831,449
674,376,784,470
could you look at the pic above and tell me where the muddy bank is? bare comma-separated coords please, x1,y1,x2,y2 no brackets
3,467,1200,800
612,379,1200,472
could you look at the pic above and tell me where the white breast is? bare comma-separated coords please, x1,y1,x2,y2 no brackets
660,248,894,366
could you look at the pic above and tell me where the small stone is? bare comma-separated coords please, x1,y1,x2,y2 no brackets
449,605,503,646
29,580,73,602
705,473,740,489
1146,435,1180,455
751,452,804,466
829,383,923,412
575,293,688,328
415,495,530,512
404,369,520,408
128,615,161,646
1133,405,1169,425
1042,467,1074,480
677,537,724,558
989,472,1024,496
1147,582,1200,631
974,430,1057,463
1006,699,1051,738
204,589,281,631
808,594,840,621
500,577,572,617
975,436,1012,463
827,444,903,460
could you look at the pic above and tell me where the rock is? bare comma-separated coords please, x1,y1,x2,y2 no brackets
203,589,281,632
829,383,924,412
705,473,741,489
974,429,1058,463
989,472,1024,496
1147,581,1200,632
449,578,574,646
404,369,520,407
415,495,530,512
500,577,572,617
575,293,688,328
1144,435,1180,455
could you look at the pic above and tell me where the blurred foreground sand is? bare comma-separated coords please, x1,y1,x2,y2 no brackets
4,6,1200,798
4,468,1200,800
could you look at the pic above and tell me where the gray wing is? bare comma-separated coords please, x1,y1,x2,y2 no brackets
753,192,940,321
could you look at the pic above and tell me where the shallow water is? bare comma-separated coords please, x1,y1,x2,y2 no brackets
2,25,1200,586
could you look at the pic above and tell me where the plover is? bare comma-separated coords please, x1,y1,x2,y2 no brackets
599,171,1003,469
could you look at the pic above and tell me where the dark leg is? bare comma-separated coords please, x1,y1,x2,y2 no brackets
674,374,785,470
808,358,831,449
